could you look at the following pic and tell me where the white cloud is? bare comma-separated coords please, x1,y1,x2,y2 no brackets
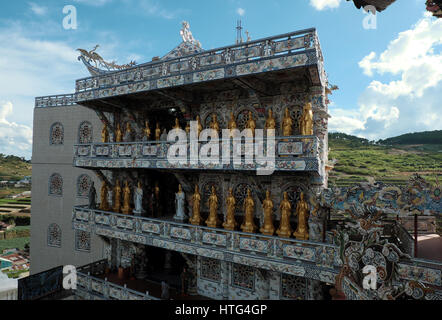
29,2,48,16
330,14,442,140
0,102,32,158
237,8,245,16
310,0,341,11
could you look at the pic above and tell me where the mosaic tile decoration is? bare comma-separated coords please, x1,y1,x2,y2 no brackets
78,121,93,144
50,122,64,145
200,257,221,283
49,173,63,196
48,223,61,247
75,230,91,252
280,274,307,299
231,263,255,291
77,174,92,198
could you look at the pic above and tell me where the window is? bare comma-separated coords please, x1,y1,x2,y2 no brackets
77,174,92,198
49,173,63,196
231,263,254,290
75,230,91,252
200,257,221,282
280,274,307,299
78,121,93,144
50,122,64,145
47,224,61,247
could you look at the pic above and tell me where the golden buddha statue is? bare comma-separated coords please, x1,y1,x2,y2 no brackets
293,192,309,240
260,190,275,236
122,180,132,215
264,109,276,133
143,120,151,140
112,179,122,213
125,122,133,136
227,112,237,135
189,185,202,226
210,114,220,135
246,111,256,138
276,192,292,238
223,188,237,231
282,108,293,137
206,186,220,228
99,181,110,211
115,123,123,143
155,122,161,141
196,115,203,138
101,123,109,143
173,118,181,130
300,102,313,136
154,181,161,217
241,189,257,233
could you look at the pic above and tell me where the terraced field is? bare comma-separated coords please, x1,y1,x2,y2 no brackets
328,133,441,187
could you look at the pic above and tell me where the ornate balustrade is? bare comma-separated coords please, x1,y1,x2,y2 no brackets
35,94,77,108
75,28,325,101
73,208,442,299
73,205,341,283
73,135,320,172
75,260,159,300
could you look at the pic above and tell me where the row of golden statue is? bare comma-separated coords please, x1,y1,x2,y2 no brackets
96,180,160,216
94,179,309,240
190,185,309,240
101,103,314,143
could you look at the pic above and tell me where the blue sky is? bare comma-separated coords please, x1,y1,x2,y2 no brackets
0,0,441,159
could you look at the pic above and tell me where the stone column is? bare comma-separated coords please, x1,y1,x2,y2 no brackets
221,261,229,300
164,251,172,272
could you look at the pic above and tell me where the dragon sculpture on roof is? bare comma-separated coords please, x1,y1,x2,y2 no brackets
77,45,137,76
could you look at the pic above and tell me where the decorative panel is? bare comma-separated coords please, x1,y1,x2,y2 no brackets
50,122,64,145
49,173,63,196
78,121,93,144
231,263,255,291
75,230,91,252
47,223,61,247
200,257,221,283
280,274,307,299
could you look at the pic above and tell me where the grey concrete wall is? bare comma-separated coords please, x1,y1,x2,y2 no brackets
30,104,105,274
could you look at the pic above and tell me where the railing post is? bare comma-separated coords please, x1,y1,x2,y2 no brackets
414,214,418,258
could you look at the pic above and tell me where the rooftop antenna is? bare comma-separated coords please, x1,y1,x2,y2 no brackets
236,20,243,44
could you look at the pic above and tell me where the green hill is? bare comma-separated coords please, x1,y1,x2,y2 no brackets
378,130,442,145
0,154,31,181
328,131,442,187
0,154,32,199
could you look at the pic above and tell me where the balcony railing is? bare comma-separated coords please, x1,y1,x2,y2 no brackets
35,94,76,108
73,135,321,172
75,28,324,101
73,205,341,283
75,260,159,300
73,206,442,290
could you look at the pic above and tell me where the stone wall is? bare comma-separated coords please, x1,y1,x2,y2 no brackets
30,104,106,274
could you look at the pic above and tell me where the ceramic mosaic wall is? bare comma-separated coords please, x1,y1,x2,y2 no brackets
47,223,61,247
